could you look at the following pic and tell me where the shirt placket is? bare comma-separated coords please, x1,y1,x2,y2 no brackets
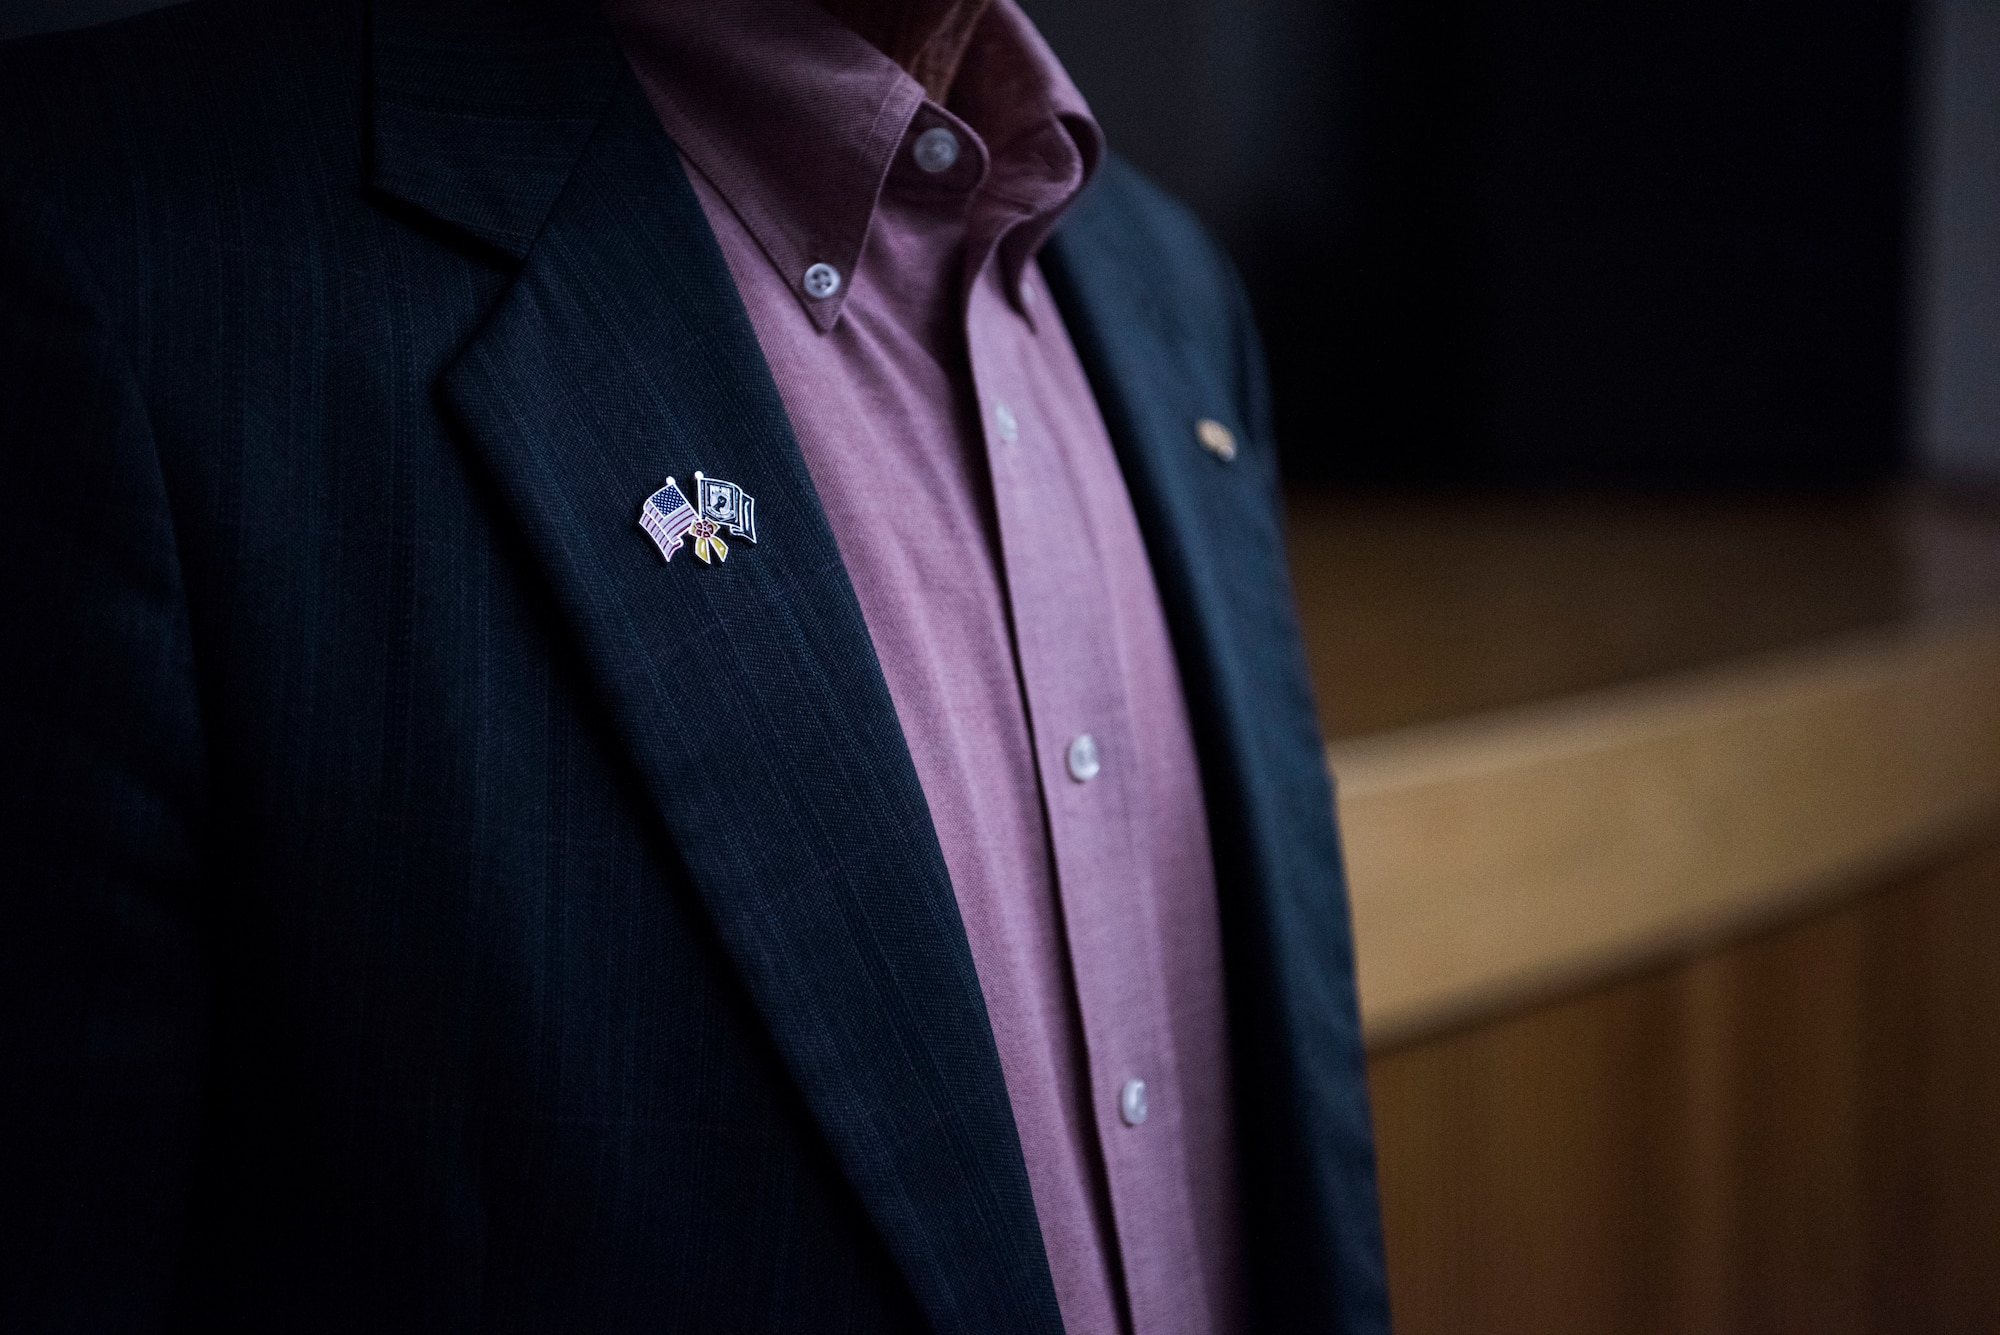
964,262,1214,1335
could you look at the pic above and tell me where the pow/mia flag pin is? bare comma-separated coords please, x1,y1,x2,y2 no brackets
639,470,757,565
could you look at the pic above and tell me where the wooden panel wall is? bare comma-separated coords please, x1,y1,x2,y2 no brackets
1368,831,2000,1334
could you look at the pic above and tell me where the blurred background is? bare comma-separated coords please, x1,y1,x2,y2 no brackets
1022,0,1994,492
7,0,1998,1326
1015,0,2000,1327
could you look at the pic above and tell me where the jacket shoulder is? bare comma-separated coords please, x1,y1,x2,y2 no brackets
0,0,367,357
0,0,363,188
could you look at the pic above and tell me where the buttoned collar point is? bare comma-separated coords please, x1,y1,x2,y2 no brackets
947,3,1101,310
608,0,1101,332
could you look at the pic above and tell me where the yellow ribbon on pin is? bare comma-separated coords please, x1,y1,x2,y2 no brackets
693,522,728,564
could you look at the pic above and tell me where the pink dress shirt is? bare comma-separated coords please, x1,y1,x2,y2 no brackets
608,4,1242,1331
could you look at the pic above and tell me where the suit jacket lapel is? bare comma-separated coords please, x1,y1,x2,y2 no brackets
370,6,1061,1330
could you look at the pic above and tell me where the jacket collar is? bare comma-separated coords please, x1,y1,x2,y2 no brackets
368,5,1063,1331
369,0,623,260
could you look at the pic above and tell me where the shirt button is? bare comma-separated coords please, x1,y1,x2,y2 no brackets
802,262,841,299
993,399,1019,443
912,126,961,174
1066,733,1100,782
1120,1078,1148,1127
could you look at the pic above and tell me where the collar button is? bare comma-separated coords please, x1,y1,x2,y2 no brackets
913,126,961,174
802,262,841,299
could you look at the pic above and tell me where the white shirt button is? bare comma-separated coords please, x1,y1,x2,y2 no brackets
912,126,961,174
802,262,841,299
993,399,1018,443
1066,733,1100,782
1120,1078,1148,1126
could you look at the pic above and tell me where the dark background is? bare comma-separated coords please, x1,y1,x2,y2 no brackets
1020,0,1918,488
3,0,1933,489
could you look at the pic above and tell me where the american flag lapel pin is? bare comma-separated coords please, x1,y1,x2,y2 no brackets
639,476,698,562
638,470,758,566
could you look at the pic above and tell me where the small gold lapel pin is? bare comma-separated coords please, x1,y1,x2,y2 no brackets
1195,417,1237,462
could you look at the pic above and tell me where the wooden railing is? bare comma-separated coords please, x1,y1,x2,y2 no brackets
1337,611,2000,1046
1288,486,2000,1332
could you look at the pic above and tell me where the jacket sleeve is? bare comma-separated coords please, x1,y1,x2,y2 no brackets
0,170,210,1328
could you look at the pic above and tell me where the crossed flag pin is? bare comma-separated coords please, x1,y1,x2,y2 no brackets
639,470,758,565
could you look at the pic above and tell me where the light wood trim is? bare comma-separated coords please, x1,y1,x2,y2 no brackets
1335,612,2000,1047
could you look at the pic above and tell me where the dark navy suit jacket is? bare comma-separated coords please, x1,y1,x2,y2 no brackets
0,0,1387,1328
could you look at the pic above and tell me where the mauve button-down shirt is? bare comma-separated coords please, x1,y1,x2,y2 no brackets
608,3,1242,1331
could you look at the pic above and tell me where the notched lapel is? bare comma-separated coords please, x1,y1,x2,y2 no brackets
414,37,1061,1334
371,0,622,259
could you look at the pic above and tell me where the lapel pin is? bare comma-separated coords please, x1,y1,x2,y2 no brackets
1195,417,1238,462
639,471,758,565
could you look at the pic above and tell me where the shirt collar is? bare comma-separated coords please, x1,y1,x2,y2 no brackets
608,0,1102,332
